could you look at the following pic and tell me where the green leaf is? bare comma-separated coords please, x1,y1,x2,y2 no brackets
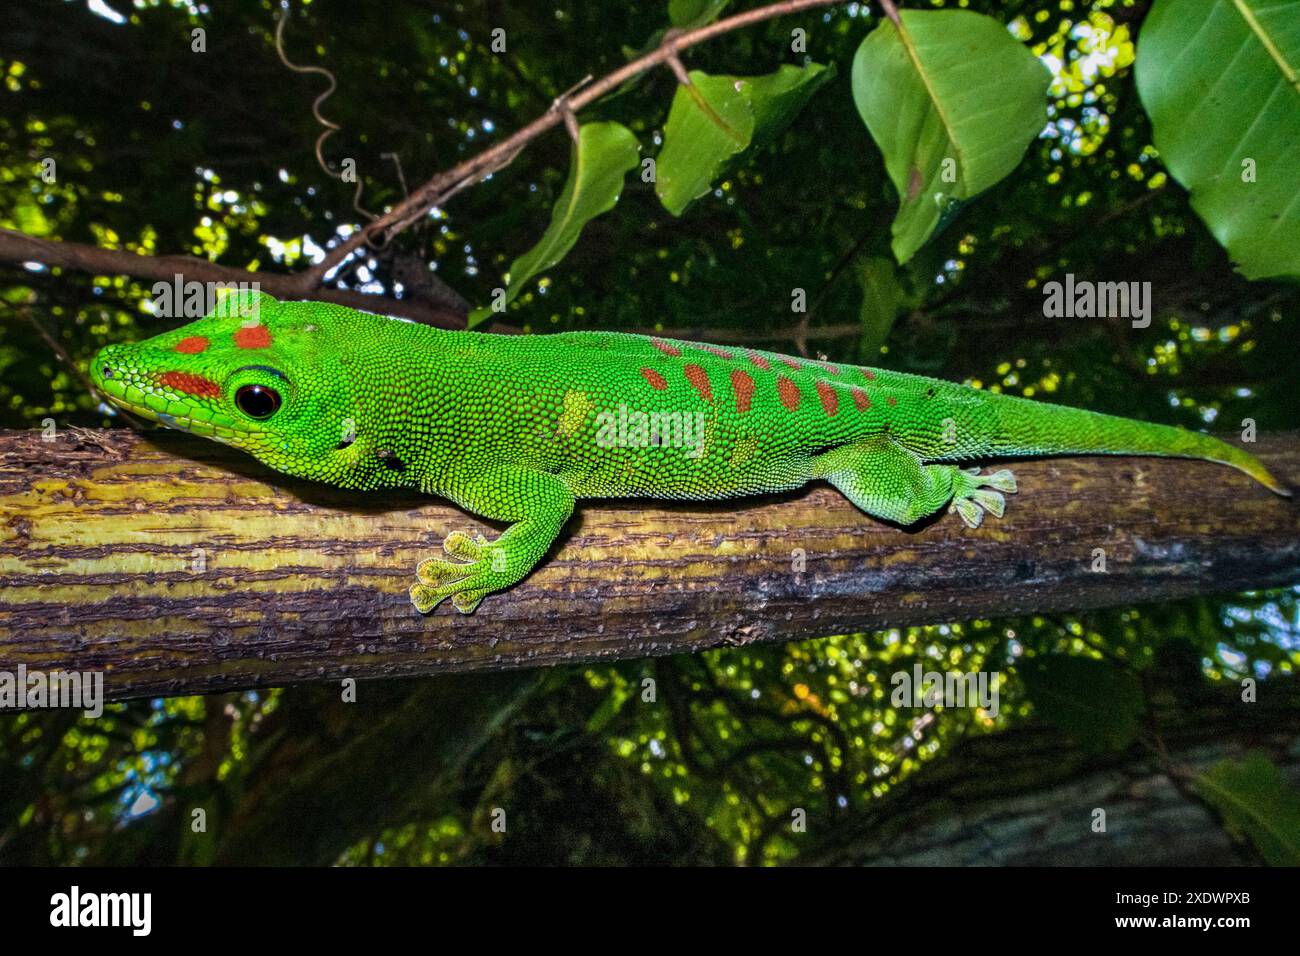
745,65,837,151
856,256,903,359
1135,0,1300,280
668,0,731,29
655,64,833,217
1195,752,1300,866
1018,655,1143,752
656,73,752,217
851,10,1049,264
469,122,640,328
614,3,732,104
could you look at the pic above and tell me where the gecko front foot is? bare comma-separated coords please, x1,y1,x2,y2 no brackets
408,469,574,615
409,530,506,615
948,468,1018,528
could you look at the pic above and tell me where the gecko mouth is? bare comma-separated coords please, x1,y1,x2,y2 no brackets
91,349,259,444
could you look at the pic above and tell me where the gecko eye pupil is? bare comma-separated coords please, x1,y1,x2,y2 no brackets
234,384,281,419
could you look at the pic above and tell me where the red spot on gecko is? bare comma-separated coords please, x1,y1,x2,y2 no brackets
748,351,771,371
684,363,713,402
651,338,681,358
700,345,733,360
816,380,839,416
777,376,801,411
818,362,841,375
850,387,871,411
233,324,272,349
641,368,668,390
863,369,876,381
174,336,209,354
886,396,898,406
779,356,804,371
730,369,755,413
159,371,220,398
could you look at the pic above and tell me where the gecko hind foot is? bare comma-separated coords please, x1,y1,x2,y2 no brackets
411,581,489,615
948,468,1017,529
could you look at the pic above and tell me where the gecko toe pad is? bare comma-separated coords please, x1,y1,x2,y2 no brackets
949,468,1017,528
410,529,512,614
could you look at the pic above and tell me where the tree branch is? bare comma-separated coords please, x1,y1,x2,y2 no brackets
1,428,1295,701
0,229,466,329
0,228,863,344
0,0,845,339
300,0,845,281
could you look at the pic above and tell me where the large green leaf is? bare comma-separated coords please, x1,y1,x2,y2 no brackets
1136,0,1300,280
469,122,640,327
1018,655,1143,752
851,10,1049,264
655,64,833,217
1195,752,1300,865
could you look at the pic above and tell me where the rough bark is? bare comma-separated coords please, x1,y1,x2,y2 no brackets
1,428,1296,701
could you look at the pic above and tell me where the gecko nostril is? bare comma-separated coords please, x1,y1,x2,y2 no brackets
102,366,115,380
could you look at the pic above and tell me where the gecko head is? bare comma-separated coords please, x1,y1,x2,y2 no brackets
90,290,383,484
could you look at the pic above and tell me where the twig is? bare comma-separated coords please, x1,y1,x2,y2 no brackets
3,0,846,339
0,229,469,330
0,230,863,345
663,29,694,86
0,299,149,429
300,0,845,285
550,75,591,143
381,152,409,198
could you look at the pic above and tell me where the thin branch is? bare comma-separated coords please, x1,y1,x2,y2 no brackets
0,230,853,344
627,321,862,344
1,0,844,340
0,300,149,428
551,73,594,143
299,0,845,284
1,301,95,398
0,229,469,330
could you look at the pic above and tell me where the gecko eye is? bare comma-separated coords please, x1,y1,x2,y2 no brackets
234,384,282,419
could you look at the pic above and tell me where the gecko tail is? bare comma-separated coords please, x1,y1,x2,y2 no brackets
978,392,1292,497
1209,442,1291,497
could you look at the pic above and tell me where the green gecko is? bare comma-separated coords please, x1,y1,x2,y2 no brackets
90,290,1289,614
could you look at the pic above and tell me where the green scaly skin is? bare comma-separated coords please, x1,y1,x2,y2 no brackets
90,291,1290,614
